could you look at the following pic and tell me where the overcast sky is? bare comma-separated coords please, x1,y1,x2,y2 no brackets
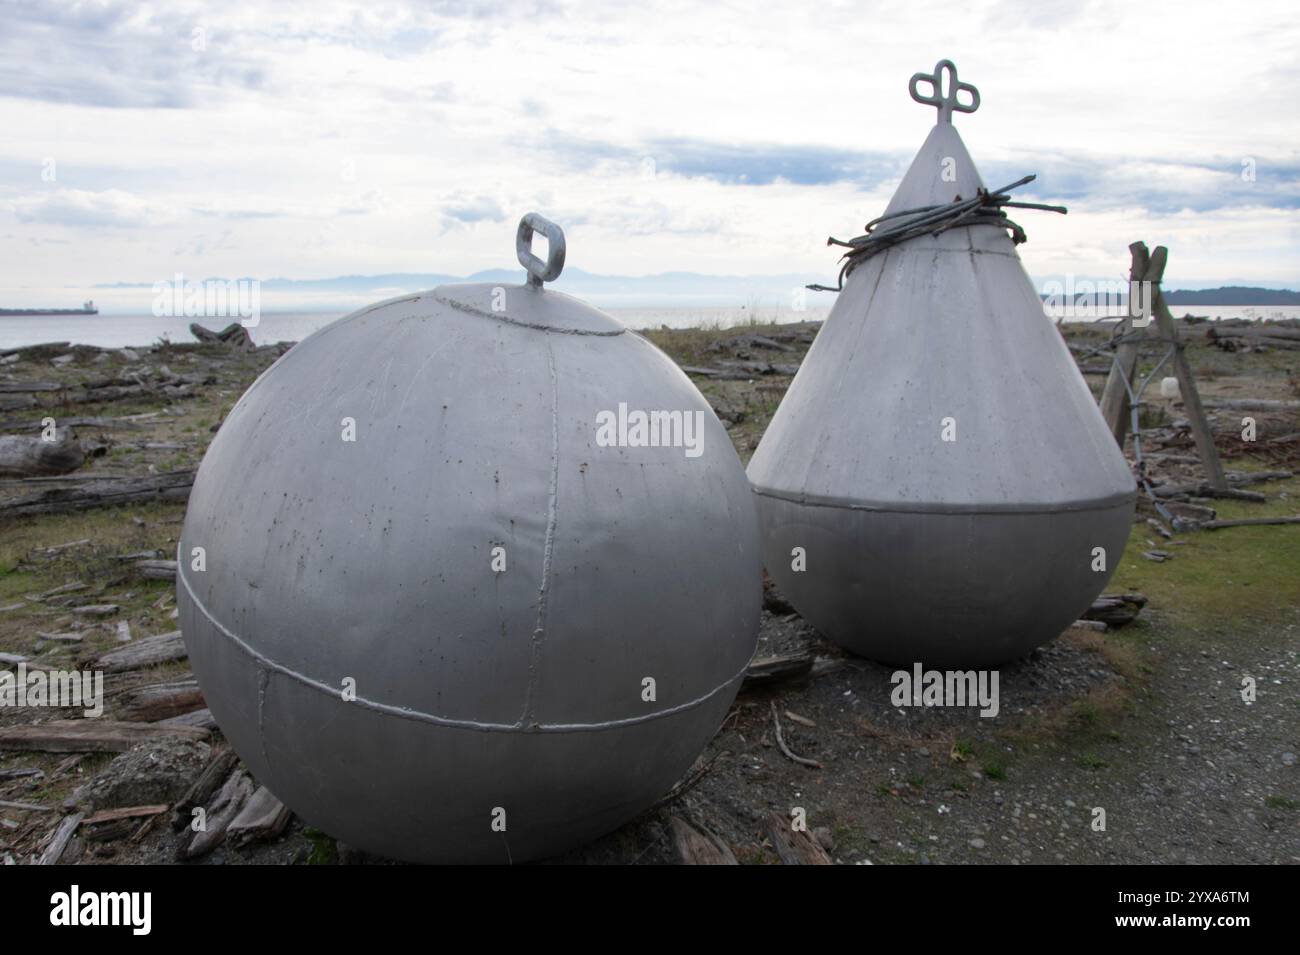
2,0,1297,299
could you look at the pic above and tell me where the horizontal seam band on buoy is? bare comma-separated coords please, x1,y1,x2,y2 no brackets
176,563,748,735
433,289,626,337
750,484,1137,515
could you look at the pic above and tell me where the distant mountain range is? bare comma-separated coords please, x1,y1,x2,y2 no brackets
1162,286,1300,306
1039,286,1300,307
91,274,1300,310
98,268,841,309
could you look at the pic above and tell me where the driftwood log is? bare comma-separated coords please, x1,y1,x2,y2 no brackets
669,815,738,865
1155,484,1264,502
120,679,206,722
178,769,253,859
38,812,85,865
0,469,193,517
133,559,179,580
1153,470,1290,501
92,630,187,673
766,811,833,865
227,787,293,847
1199,515,1300,530
190,322,254,350
0,414,152,433
0,378,200,407
0,720,208,753
172,746,239,831
0,341,71,361
158,708,217,731
1211,336,1300,352
0,431,84,477
680,359,802,379
1208,325,1300,343
0,379,65,393
0,394,38,413
1202,398,1300,412
742,651,814,690
1082,593,1147,628
1162,500,1217,522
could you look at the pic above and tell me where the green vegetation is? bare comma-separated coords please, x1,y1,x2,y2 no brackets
303,827,338,865
981,761,1007,781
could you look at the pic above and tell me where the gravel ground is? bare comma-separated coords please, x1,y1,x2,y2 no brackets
644,609,1300,865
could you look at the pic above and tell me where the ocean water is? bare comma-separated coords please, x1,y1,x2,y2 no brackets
0,312,340,351
1,304,1296,351
0,305,830,350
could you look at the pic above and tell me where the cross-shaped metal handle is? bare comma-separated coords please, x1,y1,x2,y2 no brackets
908,59,980,125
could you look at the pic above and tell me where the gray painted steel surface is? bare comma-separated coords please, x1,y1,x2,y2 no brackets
178,216,761,863
747,63,1136,667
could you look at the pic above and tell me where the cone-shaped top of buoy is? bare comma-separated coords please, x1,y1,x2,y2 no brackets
886,60,984,213
885,122,983,214
748,59,1134,512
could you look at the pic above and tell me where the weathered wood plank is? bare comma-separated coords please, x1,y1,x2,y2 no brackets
0,719,208,753
0,469,194,517
1149,265,1227,490
1099,242,1158,444
172,746,238,831
0,798,58,812
1202,398,1300,412
82,805,170,828
1082,593,1148,628
227,786,292,847
158,707,218,731
92,630,186,673
1201,515,1300,530
1208,325,1300,343
121,679,205,722
669,815,737,865
179,769,253,859
0,432,84,477
742,651,813,690
38,812,84,864
766,811,833,865
133,559,178,580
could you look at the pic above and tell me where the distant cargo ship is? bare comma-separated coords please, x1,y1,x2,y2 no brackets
0,300,98,316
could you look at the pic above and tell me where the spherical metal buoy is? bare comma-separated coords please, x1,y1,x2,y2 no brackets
178,214,761,863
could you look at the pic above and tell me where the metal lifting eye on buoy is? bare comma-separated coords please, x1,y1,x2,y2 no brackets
909,59,980,124
516,212,566,287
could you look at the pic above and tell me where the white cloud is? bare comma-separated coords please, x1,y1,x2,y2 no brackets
0,0,1296,291
7,188,174,227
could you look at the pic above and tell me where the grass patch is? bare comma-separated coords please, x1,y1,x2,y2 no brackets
303,827,338,865
0,501,187,661
1115,475,1300,630
1078,751,1107,770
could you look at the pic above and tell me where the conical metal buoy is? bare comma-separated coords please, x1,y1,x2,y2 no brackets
747,61,1136,667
